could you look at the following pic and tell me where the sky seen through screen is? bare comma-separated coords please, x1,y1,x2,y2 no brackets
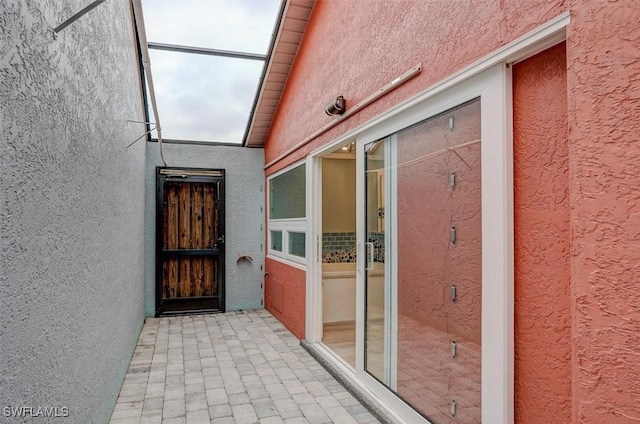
142,0,282,143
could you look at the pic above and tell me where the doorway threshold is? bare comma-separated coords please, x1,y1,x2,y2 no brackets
157,309,223,317
301,341,403,424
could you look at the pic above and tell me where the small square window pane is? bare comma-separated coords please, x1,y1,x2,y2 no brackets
270,231,283,252
270,165,306,219
289,232,306,258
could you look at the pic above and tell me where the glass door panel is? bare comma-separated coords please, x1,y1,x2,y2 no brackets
364,139,389,384
363,98,482,423
321,150,357,368
395,98,481,422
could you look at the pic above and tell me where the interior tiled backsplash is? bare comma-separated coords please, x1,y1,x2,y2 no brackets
322,232,385,263
369,232,385,263
322,232,356,263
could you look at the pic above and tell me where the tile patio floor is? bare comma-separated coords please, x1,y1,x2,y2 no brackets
109,309,380,424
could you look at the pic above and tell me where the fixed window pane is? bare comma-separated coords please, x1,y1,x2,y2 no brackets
288,232,306,258
270,231,283,252
396,98,481,422
270,165,306,219
148,50,263,143
142,0,281,55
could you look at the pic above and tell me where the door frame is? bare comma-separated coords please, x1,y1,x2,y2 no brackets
307,64,512,424
155,166,226,316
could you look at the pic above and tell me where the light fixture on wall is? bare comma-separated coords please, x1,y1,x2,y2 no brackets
325,96,346,116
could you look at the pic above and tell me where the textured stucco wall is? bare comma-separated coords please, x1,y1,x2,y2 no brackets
397,100,481,343
264,0,567,174
513,43,571,424
0,1,146,423
396,101,482,423
145,143,265,316
264,0,640,422
264,258,306,339
566,1,640,422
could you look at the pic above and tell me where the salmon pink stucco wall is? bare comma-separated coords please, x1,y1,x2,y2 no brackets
396,101,482,344
264,0,567,174
264,258,306,339
263,0,640,422
395,101,482,423
565,1,640,422
513,42,571,424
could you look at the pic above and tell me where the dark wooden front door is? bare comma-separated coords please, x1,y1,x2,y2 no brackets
156,168,225,315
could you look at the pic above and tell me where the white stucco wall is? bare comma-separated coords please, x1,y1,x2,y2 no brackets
145,143,265,316
0,1,146,422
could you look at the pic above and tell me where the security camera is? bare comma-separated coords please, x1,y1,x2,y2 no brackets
325,96,346,116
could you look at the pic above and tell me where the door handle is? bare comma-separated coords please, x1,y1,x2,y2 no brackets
365,242,374,271
217,235,225,245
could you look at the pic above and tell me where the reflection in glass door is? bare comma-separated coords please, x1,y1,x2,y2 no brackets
363,99,482,423
364,138,391,385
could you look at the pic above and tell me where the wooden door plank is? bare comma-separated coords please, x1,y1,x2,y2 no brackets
191,183,204,249
213,258,218,295
203,183,214,249
179,183,191,297
166,183,179,298
203,183,215,296
191,183,204,297
167,183,179,249
203,257,213,296
162,261,170,298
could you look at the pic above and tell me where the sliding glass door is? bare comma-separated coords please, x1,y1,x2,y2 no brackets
363,99,482,423
307,63,511,423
